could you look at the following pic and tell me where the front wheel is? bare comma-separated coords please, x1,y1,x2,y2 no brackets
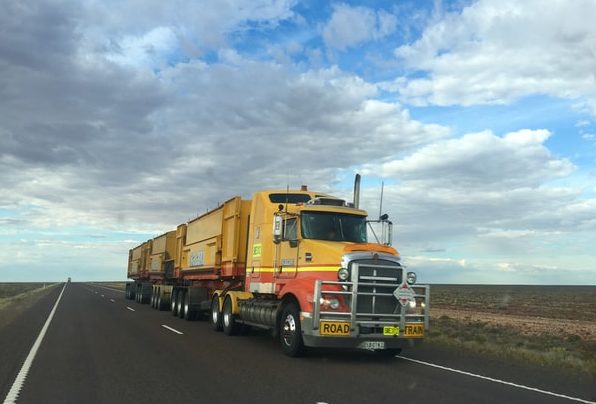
279,302,305,357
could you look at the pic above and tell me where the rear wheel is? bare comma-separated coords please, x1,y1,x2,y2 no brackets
157,294,164,311
183,291,195,321
279,302,305,357
222,297,239,336
210,296,222,331
171,289,178,315
177,290,185,318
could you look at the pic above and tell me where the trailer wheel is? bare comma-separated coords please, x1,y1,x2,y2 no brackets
210,296,222,331
157,294,164,311
177,290,185,318
171,289,178,315
222,297,239,336
280,302,305,357
183,292,195,321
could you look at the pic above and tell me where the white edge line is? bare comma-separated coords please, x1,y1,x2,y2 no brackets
3,284,67,404
397,355,595,404
161,325,183,335
126,306,135,312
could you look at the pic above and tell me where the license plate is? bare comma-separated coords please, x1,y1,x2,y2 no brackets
319,321,351,336
383,326,400,336
404,323,424,337
359,341,385,350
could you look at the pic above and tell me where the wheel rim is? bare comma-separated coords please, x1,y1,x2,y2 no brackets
282,314,297,346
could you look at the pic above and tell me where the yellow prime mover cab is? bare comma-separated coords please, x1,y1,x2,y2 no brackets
126,176,429,357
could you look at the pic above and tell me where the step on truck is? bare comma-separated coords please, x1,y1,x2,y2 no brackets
126,175,429,356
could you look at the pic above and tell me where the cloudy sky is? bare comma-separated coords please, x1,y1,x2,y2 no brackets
1,0,595,284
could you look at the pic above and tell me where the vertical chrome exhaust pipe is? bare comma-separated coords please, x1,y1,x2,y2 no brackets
353,174,361,209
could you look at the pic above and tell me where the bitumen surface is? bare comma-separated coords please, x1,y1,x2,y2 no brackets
1,282,594,404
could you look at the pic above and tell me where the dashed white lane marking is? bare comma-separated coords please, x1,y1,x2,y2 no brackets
397,356,595,404
3,284,67,404
100,294,104,298
126,307,135,312
161,325,183,335
109,299,115,303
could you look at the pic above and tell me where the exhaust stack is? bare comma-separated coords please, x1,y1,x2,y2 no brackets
353,174,361,209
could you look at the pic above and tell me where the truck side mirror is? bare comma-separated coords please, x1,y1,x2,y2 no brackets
273,215,282,244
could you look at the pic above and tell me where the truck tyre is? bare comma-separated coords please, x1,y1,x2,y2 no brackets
177,290,185,318
280,302,305,357
210,297,222,331
222,297,239,336
151,291,156,308
171,289,178,316
183,292,195,321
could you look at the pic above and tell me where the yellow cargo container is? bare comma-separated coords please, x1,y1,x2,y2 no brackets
180,196,251,278
150,231,176,273
141,240,152,272
128,244,143,275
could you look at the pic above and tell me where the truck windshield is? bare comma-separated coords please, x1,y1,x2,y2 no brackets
301,211,367,242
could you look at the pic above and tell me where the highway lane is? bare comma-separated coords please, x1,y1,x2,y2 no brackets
0,285,63,401
3,282,595,404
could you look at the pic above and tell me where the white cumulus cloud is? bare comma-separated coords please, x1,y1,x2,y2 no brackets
390,0,596,112
323,3,397,50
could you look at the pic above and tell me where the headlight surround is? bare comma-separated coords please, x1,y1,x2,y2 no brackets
406,271,417,284
320,297,340,310
337,267,350,281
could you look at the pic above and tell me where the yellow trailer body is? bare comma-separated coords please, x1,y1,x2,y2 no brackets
150,231,176,273
128,244,143,275
180,196,251,278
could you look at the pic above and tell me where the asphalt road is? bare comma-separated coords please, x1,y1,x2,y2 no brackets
1,282,594,404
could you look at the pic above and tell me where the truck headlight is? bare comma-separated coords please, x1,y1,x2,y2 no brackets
320,297,340,310
337,268,350,281
406,271,417,284
329,298,340,310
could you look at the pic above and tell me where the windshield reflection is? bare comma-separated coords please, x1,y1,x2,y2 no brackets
301,211,367,242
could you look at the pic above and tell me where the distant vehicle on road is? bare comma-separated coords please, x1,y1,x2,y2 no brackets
67,277,71,283
126,175,429,356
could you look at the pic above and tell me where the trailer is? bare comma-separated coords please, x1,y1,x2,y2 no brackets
126,176,429,356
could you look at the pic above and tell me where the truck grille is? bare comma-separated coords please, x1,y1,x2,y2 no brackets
351,261,402,317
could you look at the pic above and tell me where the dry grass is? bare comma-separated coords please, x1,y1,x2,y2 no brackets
427,285,596,375
0,283,59,328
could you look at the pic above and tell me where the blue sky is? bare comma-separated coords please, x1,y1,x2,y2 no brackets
1,0,595,284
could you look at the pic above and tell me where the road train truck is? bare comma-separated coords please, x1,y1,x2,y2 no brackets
126,176,429,356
